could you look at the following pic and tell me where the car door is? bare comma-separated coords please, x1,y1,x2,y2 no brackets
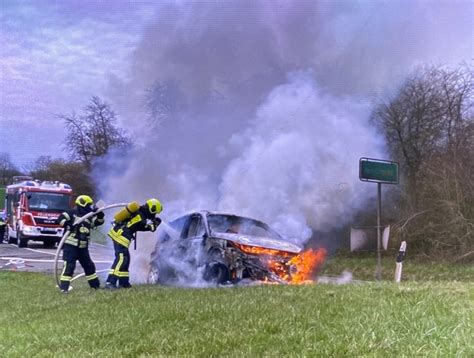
150,214,192,283
163,214,191,251
179,213,207,267
154,214,190,264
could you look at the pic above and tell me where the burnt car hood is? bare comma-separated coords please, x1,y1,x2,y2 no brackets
213,232,302,254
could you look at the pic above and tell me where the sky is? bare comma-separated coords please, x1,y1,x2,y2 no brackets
0,0,472,170
0,0,158,167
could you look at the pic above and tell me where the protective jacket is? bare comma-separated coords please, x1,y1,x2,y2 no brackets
106,205,161,288
57,207,105,291
108,206,160,248
58,208,105,248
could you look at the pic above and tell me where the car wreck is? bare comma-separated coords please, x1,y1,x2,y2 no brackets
148,211,326,286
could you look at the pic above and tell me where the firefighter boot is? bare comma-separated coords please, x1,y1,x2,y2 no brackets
118,276,132,289
105,272,118,289
59,280,72,293
87,276,100,289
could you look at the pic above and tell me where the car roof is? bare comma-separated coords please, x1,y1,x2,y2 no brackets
172,210,269,223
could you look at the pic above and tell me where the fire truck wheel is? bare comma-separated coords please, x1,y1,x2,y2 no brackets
18,234,28,248
43,239,56,248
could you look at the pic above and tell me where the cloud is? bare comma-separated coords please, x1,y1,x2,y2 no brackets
0,1,157,165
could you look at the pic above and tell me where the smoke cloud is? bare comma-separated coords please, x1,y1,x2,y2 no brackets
218,71,383,243
95,1,471,281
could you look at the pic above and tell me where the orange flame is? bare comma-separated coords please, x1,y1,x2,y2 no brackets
287,248,327,284
233,243,327,284
233,243,294,257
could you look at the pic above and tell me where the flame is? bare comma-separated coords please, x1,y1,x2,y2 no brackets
287,248,327,284
233,242,327,284
233,243,294,257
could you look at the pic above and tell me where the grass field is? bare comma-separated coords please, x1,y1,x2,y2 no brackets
0,258,472,357
321,254,474,282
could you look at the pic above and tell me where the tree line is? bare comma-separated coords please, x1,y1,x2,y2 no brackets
373,64,473,260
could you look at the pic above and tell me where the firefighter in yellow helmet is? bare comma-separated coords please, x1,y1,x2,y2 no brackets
105,198,163,289
57,195,105,292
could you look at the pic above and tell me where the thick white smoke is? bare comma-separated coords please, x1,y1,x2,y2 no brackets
218,71,384,244
93,1,470,282
98,71,384,282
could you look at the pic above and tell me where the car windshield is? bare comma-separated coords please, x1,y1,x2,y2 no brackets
27,192,71,212
207,214,282,240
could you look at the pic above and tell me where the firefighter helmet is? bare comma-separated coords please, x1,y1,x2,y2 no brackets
146,198,163,214
75,195,94,208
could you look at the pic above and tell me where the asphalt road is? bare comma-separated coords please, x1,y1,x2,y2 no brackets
0,240,355,286
0,241,114,278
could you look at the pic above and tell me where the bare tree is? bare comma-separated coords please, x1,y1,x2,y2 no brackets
144,80,181,124
373,65,473,258
61,96,131,169
373,66,447,209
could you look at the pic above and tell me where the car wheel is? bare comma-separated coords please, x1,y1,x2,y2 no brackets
203,261,230,285
150,260,177,285
148,265,160,284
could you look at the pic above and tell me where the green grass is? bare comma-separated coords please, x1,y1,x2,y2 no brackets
0,265,472,357
321,255,474,282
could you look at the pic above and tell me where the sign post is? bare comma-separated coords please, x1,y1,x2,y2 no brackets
359,157,399,281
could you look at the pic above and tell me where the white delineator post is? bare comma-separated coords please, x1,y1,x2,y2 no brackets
394,241,407,283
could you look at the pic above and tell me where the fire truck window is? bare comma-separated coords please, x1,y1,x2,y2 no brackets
13,191,19,204
27,192,70,212
28,196,39,207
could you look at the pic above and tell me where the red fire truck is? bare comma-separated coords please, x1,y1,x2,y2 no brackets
5,176,73,248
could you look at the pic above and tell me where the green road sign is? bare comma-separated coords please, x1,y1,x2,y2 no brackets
359,158,399,184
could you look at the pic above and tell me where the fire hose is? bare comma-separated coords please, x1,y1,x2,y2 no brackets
53,203,128,289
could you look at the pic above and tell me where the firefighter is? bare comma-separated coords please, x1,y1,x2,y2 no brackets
105,198,163,289
0,215,6,243
57,195,105,293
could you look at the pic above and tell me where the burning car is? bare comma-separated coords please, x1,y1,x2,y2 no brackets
148,211,326,286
